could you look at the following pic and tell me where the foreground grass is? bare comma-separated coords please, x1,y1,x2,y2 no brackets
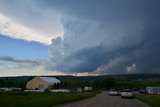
0,92,96,107
135,94,160,107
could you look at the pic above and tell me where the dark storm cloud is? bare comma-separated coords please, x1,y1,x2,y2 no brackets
44,0,160,74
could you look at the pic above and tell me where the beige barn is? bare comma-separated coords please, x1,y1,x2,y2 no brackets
26,77,60,90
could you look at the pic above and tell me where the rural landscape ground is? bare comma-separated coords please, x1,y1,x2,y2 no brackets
0,74,160,107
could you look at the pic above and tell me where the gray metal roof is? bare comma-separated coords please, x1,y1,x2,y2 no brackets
39,77,60,85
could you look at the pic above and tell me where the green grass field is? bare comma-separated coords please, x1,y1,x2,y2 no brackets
0,92,96,107
135,94,160,107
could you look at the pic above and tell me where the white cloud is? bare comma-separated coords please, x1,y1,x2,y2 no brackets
0,66,66,77
94,57,126,75
0,13,56,44
126,63,138,74
72,72,97,76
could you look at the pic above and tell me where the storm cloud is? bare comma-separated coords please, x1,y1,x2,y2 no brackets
1,0,160,75
46,0,160,75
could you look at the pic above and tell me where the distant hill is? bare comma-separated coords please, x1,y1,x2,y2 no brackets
0,74,160,81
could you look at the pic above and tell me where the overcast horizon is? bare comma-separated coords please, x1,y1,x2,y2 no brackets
0,0,160,77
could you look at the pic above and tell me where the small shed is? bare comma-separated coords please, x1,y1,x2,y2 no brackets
26,77,60,90
146,86,160,94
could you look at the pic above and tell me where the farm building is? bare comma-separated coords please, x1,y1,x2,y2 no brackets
146,86,160,94
26,77,60,90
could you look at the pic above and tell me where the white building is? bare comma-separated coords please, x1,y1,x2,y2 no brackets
146,86,160,94
0,87,12,92
84,86,92,91
0,87,21,92
51,89,70,93
26,77,60,90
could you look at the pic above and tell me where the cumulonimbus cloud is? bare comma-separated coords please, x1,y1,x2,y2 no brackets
46,0,160,75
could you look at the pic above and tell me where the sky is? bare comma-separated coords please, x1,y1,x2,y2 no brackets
0,0,160,77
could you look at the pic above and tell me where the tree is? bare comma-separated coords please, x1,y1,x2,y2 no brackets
104,77,116,89
93,77,116,90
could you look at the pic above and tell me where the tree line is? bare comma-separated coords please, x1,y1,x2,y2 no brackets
0,77,160,90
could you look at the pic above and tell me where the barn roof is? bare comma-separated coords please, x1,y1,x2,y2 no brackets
39,77,60,85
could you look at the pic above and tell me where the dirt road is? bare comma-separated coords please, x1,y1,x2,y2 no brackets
61,91,150,107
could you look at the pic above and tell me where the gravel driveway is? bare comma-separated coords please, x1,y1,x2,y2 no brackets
61,91,150,107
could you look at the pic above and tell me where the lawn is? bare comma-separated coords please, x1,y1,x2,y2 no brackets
135,94,160,107
0,92,96,107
